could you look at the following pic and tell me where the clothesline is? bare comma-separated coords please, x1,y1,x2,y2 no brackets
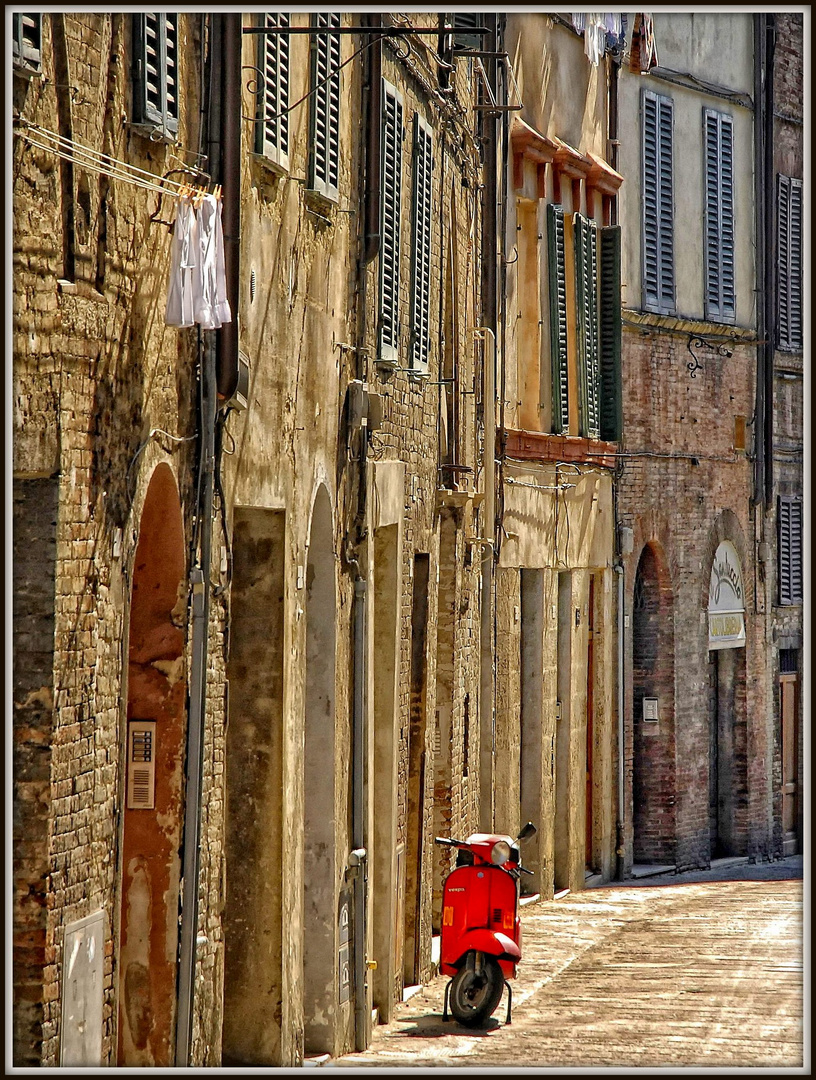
14,120,212,202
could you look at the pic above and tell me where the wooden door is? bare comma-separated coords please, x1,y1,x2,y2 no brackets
780,674,799,854
585,578,595,868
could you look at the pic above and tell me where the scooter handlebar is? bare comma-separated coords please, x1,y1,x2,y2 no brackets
434,836,466,848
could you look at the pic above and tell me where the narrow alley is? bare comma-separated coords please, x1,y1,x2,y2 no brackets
333,858,804,1070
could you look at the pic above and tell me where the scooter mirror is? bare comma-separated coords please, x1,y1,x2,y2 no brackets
516,821,537,841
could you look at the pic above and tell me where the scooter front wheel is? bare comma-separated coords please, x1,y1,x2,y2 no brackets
448,954,504,1027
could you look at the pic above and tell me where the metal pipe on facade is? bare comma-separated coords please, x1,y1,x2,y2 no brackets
762,15,776,507
477,12,500,834
351,573,368,1052
363,14,381,266
217,12,242,401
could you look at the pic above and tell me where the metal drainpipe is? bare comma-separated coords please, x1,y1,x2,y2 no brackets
349,16,379,1053
752,14,767,505
762,15,776,508
175,12,241,1063
478,12,500,834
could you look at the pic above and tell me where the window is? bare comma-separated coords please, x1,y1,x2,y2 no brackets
12,13,42,74
132,14,179,140
547,206,622,440
378,80,403,365
778,497,803,606
409,115,433,372
777,174,803,351
255,13,289,169
308,12,340,200
642,90,674,315
703,109,735,322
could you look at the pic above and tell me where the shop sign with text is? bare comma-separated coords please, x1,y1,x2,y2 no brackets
708,540,746,649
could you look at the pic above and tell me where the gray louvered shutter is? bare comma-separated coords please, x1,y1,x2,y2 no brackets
704,109,735,322
599,225,622,442
133,14,179,138
777,175,803,351
309,12,341,199
547,203,569,434
256,13,289,166
13,13,42,72
453,13,483,49
778,497,803,605
574,213,600,440
642,90,674,314
410,115,433,371
379,80,403,364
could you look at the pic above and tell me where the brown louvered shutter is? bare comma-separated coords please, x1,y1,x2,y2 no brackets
133,14,179,138
777,175,803,351
379,80,403,365
13,13,42,72
547,203,569,434
410,115,433,372
309,12,341,199
574,213,600,440
704,109,735,323
778,497,803,605
256,13,289,167
599,225,622,442
642,90,675,314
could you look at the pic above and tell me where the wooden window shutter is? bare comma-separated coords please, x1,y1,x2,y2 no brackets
132,14,179,138
704,109,736,322
547,203,569,434
452,13,483,49
574,213,600,440
642,90,674,314
777,175,803,351
309,13,341,199
778,497,803,605
599,225,623,442
13,13,42,73
127,721,157,810
256,13,289,167
379,80,403,364
410,115,433,372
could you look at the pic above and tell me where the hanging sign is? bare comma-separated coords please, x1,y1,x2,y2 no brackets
708,541,746,650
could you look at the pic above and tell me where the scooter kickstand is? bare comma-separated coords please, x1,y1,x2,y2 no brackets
443,979,451,1022
504,980,512,1024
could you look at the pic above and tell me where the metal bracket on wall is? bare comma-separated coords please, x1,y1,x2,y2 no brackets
686,334,735,378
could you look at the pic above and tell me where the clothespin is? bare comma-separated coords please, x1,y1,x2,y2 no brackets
214,184,222,201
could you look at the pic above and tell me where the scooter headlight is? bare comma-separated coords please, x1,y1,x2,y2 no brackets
491,840,511,865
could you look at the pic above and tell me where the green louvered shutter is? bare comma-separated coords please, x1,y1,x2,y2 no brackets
410,115,433,372
599,225,622,442
547,203,569,434
574,213,600,440
309,12,341,199
256,13,289,167
379,80,403,364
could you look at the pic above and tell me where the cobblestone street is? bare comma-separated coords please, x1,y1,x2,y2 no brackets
333,857,805,1071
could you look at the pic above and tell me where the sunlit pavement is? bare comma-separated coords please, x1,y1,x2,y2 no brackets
331,856,805,1070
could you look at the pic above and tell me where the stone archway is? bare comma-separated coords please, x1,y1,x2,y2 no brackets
117,463,187,1066
631,542,676,865
303,485,338,1054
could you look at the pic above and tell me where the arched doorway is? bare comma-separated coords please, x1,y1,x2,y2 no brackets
303,486,338,1054
632,543,676,865
117,464,187,1066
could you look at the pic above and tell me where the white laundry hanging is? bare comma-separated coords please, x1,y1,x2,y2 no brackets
165,192,231,329
165,197,198,328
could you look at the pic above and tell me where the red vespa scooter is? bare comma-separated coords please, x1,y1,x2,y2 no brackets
434,822,537,1027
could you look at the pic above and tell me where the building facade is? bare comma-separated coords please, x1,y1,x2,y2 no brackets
616,12,780,871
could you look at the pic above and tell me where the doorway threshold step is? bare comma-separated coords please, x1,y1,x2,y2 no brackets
630,863,675,879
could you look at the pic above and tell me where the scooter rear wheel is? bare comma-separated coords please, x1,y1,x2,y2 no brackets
448,954,504,1027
